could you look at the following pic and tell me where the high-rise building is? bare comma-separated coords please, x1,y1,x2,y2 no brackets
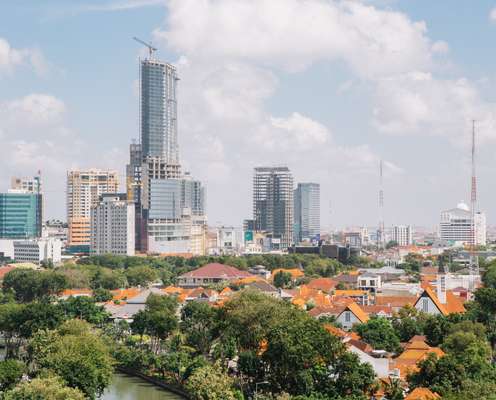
140,59,179,164
66,169,118,250
0,191,42,239
391,225,413,246
90,194,135,256
11,175,42,194
294,183,320,243
439,202,486,246
253,166,294,250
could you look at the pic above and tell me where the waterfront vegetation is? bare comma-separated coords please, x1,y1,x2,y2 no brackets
1,255,496,398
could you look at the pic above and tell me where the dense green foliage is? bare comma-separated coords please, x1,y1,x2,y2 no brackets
354,317,401,353
3,376,86,400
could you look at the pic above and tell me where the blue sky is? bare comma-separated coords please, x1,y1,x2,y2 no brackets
2,0,496,230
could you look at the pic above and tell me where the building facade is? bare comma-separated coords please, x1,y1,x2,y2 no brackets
13,238,62,264
11,175,42,194
0,192,42,239
66,169,119,249
140,58,179,163
90,194,135,256
439,202,486,246
253,166,294,250
294,183,320,243
391,225,413,246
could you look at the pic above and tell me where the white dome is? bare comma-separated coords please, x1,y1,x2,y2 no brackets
457,202,470,211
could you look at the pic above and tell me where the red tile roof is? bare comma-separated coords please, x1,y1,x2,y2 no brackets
306,277,337,292
0,265,16,280
179,263,253,279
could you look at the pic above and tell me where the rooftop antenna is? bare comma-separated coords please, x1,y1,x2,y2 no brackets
378,160,385,250
133,37,157,59
470,120,479,277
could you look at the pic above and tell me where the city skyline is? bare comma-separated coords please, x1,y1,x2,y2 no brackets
2,1,496,229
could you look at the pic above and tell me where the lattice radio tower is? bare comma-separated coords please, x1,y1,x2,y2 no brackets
378,160,385,250
470,120,479,276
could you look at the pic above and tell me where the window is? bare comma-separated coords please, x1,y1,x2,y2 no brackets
422,298,429,313
344,312,351,322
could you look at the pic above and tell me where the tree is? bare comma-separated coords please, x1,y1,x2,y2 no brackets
125,265,158,287
3,376,85,400
181,301,219,355
354,317,401,353
391,306,425,342
59,296,109,324
273,271,292,288
383,377,404,400
90,267,126,290
29,319,114,399
386,240,399,249
186,364,238,400
0,360,24,391
93,287,113,302
2,269,67,302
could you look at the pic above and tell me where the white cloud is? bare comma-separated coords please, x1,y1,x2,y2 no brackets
156,0,434,78
489,7,496,22
0,94,125,219
0,38,51,76
372,72,496,144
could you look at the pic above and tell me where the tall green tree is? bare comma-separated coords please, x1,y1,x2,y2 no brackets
354,317,401,353
3,376,85,400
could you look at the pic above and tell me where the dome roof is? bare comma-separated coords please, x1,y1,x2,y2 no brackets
456,202,470,211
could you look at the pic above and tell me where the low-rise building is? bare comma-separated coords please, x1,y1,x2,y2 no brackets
177,263,254,288
13,238,62,264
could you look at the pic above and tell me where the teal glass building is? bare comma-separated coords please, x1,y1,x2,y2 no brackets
0,193,42,238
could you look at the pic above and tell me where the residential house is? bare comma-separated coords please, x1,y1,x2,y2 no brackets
414,286,465,316
177,263,253,288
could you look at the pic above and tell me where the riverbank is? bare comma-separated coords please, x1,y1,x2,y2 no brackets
100,372,186,400
116,367,189,399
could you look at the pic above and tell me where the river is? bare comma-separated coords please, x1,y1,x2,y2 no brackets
100,373,185,400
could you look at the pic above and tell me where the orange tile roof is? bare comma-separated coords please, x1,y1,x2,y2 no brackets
415,287,465,316
345,302,369,323
162,286,183,295
376,295,418,308
405,387,440,400
324,324,347,337
271,268,304,279
111,288,141,301
391,337,444,380
334,289,367,297
306,277,337,293
61,289,93,297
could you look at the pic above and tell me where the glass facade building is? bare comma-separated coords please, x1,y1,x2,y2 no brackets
140,59,179,163
0,193,42,239
294,183,320,243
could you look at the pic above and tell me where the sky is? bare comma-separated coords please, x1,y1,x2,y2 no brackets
1,0,496,231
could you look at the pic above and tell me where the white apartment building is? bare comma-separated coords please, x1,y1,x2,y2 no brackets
214,226,244,255
391,225,413,246
13,238,62,264
90,194,135,256
67,169,119,247
439,202,486,246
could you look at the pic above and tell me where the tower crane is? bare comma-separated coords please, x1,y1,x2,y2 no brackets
133,37,157,59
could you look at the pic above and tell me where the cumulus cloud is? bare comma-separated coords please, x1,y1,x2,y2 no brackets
0,38,51,76
372,72,496,144
156,0,434,78
0,94,125,219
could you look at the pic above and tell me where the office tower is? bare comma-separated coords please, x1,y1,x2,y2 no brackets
294,183,320,243
182,173,205,216
439,202,486,246
126,142,142,203
140,59,179,164
253,166,294,250
11,175,42,194
0,191,42,238
391,225,413,246
90,194,135,256
66,169,118,250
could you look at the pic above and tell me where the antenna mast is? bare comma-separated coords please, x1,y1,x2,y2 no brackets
470,120,479,276
379,160,385,250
